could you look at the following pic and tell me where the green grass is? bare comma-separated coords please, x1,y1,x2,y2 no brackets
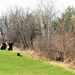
0,50,75,75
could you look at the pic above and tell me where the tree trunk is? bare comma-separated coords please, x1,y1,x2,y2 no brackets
40,14,45,38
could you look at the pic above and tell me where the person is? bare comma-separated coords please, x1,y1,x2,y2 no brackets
8,41,13,50
1,42,7,50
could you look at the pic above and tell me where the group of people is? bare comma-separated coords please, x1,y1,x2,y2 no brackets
0,41,13,50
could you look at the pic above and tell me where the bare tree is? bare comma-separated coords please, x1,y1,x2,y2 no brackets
7,7,30,48
37,0,45,39
0,13,9,42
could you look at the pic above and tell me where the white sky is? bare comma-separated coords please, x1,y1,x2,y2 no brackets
0,0,75,14
56,0,75,13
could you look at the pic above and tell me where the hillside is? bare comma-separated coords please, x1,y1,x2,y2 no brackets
0,50,75,75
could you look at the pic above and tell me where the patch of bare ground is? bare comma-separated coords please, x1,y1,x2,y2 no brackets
13,46,21,52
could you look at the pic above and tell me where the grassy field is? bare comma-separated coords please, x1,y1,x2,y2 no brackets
0,50,75,75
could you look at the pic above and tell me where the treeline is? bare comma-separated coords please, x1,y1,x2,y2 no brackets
0,0,75,64
0,7,41,49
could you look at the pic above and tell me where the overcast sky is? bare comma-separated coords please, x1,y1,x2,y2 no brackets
0,0,75,14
